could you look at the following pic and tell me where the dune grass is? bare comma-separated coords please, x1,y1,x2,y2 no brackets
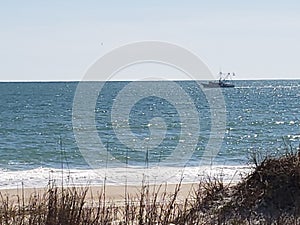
2,152,300,224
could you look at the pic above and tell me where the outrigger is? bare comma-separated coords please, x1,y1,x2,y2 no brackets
202,72,235,88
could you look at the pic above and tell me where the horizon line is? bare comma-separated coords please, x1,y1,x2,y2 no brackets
0,78,300,82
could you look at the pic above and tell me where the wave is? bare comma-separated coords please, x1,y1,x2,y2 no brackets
0,165,253,189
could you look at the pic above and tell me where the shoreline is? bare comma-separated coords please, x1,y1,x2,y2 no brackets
0,153,299,224
0,164,253,190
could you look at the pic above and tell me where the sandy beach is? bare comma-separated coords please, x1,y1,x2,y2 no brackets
0,182,198,205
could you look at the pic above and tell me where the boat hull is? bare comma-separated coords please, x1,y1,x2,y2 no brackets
202,82,234,88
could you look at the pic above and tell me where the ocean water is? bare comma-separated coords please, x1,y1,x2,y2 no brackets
0,80,299,188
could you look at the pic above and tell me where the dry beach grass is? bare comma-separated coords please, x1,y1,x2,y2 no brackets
1,152,300,224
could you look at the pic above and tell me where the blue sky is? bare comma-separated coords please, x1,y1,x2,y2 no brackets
0,0,300,80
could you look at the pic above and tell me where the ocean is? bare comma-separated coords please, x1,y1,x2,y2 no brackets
0,80,299,188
